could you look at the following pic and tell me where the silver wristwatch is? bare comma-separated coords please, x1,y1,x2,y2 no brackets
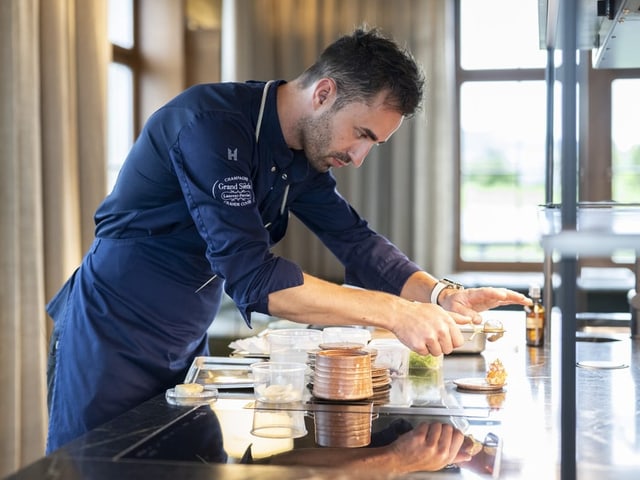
430,278,464,305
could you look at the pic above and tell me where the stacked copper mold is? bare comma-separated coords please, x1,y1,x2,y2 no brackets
312,349,372,400
311,401,375,447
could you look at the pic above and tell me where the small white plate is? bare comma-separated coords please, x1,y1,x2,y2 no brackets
453,377,506,392
577,360,629,370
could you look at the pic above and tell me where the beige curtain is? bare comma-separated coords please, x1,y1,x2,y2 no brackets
0,0,107,475
223,0,456,282
0,0,454,473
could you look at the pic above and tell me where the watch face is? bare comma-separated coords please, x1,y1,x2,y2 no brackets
442,278,464,289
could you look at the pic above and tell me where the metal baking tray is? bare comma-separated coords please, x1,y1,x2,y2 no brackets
183,356,265,389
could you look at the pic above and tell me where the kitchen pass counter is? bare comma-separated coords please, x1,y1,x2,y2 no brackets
7,312,640,479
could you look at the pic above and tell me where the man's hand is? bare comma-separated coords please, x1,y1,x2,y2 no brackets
438,287,532,324
389,301,468,356
386,421,471,472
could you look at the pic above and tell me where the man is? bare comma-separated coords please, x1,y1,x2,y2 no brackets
46,27,530,453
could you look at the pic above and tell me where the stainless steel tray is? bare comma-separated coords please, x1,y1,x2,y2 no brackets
452,326,486,354
184,356,265,389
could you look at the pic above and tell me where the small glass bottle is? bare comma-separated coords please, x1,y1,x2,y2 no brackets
525,284,545,347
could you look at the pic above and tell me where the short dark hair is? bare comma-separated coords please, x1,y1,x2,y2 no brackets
298,26,424,117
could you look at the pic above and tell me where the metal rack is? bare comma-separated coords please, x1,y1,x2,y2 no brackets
541,2,640,479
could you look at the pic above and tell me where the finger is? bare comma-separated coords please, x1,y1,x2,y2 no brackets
437,426,469,466
424,336,443,357
436,425,460,467
424,422,443,447
450,310,482,325
449,323,465,349
437,424,454,451
438,330,454,355
448,311,474,324
450,429,470,463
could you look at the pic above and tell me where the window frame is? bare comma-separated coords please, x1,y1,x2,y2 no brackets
110,0,141,138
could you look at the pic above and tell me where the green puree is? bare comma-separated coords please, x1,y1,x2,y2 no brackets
409,351,441,370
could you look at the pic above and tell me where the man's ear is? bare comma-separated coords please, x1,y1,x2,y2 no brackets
312,78,337,109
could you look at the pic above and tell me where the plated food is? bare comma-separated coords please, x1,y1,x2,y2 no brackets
454,358,508,392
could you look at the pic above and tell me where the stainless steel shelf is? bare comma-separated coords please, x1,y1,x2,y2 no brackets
541,232,640,256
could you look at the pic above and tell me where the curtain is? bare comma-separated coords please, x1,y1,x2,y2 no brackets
0,0,454,473
223,0,456,282
0,0,107,475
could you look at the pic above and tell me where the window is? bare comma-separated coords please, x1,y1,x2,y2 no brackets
611,78,640,203
456,0,547,268
107,0,136,192
459,80,547,263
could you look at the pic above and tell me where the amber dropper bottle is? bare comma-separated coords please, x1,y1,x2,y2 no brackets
525,284,545,347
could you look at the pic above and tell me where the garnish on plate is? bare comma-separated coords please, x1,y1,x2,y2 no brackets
486,358,507,386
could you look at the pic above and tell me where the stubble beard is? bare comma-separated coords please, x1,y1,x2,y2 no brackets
298,110,349,173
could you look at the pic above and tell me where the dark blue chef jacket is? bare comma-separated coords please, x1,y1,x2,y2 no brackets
45,80,421,453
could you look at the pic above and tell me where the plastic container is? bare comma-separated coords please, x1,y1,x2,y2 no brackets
267,329,322,363
368,339,410,377
250,362,307,403
251,401,307,439
321,327,371,347
408,351,444,371
165,384,218,406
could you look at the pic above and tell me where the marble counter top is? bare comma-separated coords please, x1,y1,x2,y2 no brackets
7,312,640,479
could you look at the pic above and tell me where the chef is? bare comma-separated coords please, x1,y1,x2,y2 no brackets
45,26,530,453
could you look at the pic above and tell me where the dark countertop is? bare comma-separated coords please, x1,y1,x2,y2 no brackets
6,312,640,479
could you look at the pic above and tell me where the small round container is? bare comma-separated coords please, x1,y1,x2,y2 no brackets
165,386,218,406
251,361,307,403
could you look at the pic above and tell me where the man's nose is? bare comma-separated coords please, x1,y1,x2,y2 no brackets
350,143,374,168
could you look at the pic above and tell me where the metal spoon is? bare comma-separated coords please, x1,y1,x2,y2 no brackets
466,319,505,343
483,318,506,342
486,330,505,342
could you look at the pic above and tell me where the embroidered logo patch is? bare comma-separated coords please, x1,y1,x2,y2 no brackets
212,176,254,207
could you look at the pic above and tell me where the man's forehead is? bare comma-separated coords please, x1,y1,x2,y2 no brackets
360,110,404,143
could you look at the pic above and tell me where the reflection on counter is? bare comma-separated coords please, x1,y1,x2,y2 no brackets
118,406,228,464
251,413,501,477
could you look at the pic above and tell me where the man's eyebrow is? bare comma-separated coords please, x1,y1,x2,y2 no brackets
361,127,379,142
